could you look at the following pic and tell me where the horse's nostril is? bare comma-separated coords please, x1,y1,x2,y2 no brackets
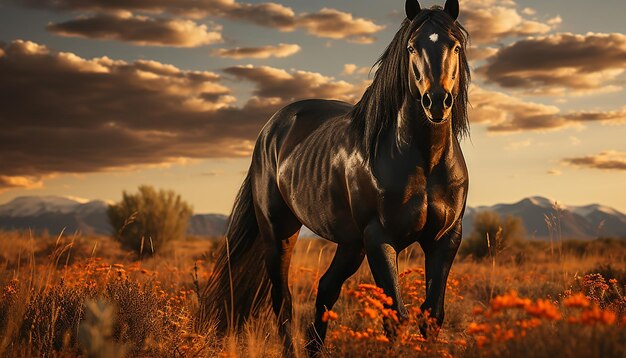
443,92,454,109
422,93,432,109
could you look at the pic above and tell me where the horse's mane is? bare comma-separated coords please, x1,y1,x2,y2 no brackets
348,7,471,161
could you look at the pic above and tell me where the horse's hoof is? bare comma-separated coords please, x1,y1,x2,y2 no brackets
418,321,441,340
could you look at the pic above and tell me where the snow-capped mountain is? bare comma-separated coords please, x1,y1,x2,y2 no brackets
0,196,229,237
463,196,626,240
0,196,111,235
0,195,84,217
0,195,624,240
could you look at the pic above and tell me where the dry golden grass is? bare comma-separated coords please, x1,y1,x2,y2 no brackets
0,231,624,357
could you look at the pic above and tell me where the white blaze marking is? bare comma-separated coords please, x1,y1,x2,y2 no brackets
429,33,439,43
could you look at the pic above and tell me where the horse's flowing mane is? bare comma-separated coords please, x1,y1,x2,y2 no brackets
348,7,471,161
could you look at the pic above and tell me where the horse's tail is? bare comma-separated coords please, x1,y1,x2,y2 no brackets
200,171,271,333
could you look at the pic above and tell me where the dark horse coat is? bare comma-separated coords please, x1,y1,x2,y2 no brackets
202,0,471,355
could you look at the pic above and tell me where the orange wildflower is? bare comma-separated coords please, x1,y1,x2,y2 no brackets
472,306,484,315
375,335,389,343
491,291,531,311
563,293,590,309
322,310,339,323
363,307,377,319
467,322,488,334
517,318,541,329
358,283,382,292
475,335,488,348
454,339,467,347
580,306,616,325
525,299,561,320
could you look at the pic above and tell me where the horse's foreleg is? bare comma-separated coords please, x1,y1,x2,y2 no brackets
305,243,364,356
363,222,409,338
419,221,462,338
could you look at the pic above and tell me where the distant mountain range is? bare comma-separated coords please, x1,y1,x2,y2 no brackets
0,196,228,237
463,197,626,240
0,196,624,240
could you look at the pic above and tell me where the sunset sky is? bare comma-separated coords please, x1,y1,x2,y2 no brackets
0,0,625,214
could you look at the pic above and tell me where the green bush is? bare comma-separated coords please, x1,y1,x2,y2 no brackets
108,186,192,256
461,211,525,258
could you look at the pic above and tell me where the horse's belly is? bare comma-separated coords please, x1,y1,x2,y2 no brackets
277,159,362,243
282,184,361,242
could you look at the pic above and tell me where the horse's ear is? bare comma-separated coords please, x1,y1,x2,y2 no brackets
443,0,459,20
405,0,421,21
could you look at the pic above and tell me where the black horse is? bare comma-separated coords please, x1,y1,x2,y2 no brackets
203,0,470,355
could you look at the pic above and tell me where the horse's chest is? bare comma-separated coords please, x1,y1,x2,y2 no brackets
379,173,462,243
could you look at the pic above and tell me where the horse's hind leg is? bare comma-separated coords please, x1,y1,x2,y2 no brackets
305,243,365,356
254,185,301,356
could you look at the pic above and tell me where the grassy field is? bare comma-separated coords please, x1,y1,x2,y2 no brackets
0,231,624,357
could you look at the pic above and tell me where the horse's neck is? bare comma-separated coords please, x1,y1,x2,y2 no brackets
395,99,453,172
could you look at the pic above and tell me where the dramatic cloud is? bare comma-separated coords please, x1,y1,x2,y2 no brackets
0,40,366,185
212,43,300,59
47,12,223,47
469,85,626,132
563,151,626,171
477,33,626,95
296,8,384,44
0,176,44,191
342,64,370,76
20,0,385,42
223,65,368,102
467,46,499,62
460,0,561,45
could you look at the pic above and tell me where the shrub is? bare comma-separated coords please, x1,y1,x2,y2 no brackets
461,211,525,258
108,186,192,256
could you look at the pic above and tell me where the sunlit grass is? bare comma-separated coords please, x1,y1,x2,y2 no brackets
0,231,624,357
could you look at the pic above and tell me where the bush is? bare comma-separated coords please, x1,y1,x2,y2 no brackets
461,211,525,258
108,186,192,256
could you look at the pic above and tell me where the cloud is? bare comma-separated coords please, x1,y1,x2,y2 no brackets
563,151,626,171
547,169,562,176
460,0,560,45
296,8,384,44
477,32,626,95
0,40,366,184
19,0,384,42
469,85,626,132
47,12,223,47
0,176,44,191
212,43,300,59
342,64,370,76
223,65,368,102
467,46,499,62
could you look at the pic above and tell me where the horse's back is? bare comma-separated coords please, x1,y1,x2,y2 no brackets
253,99,352,164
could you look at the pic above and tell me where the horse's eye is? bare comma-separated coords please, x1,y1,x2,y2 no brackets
407,46,415,54
454,46,461,54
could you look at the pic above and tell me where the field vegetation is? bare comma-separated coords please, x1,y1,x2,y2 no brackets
0,228,624,357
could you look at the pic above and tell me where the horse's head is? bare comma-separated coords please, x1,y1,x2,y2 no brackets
405,0,464,125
